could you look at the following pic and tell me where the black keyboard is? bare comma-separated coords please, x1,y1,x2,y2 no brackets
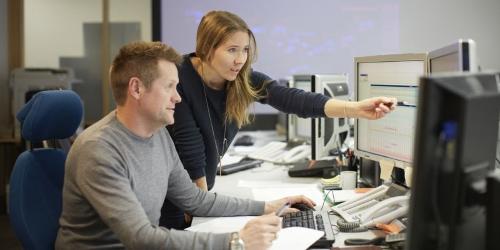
217,159,263,175
282,209,335,248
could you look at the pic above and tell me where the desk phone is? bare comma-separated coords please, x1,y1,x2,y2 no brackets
332,184,409,232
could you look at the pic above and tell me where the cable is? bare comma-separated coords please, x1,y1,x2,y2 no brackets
336,218,368,232
321,189,334,210
431,122,457,249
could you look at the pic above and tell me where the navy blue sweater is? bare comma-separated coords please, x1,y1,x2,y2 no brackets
168,53,329,190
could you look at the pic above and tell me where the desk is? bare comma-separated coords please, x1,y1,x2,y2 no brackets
194,162,384,248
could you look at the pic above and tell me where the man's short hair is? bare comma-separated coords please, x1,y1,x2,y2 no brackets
110,41,182,105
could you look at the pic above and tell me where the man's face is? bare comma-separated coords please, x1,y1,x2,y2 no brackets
140,60,180,126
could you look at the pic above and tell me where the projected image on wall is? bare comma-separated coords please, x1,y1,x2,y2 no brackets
161,0,400,81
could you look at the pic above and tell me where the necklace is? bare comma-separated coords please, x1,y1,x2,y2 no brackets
200,63,227,176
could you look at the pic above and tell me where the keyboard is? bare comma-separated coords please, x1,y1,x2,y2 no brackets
246,141,287,163
216,159,263,175
282,209,336,248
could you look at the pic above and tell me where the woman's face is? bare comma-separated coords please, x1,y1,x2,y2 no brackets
207,31,249,83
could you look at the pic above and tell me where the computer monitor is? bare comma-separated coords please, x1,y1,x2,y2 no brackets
242,78,289,131
358,157,382,187
429,40,500,167
429,39,478,73
311,74,350,160
287,75,312,144
354,53,428,169
406,72,500,250
496,73,500,169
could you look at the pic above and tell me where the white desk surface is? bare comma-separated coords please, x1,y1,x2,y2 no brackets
193,130,384,248
196,163,383,248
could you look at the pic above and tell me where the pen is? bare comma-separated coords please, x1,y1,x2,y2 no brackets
275,202,291,216
384,101,410,107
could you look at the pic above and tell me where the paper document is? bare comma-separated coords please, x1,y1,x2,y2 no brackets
187,216,324,250
221,154,245,166
325,189,365,204
270,227,324,250
379,159,395,181
232,145,258,154
187,216,254,233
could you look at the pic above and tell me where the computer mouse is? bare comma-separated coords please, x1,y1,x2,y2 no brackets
234,135,254,146
291,203,313,211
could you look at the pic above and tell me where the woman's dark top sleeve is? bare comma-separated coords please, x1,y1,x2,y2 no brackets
251,71,329,118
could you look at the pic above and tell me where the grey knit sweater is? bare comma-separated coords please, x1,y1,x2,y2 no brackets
55,111,264,249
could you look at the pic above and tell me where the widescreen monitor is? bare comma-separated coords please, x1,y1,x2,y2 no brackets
406,72,500,250
429,39,478,73
354,54,427,169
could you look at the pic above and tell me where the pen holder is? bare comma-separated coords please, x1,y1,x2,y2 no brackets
346,155,358,172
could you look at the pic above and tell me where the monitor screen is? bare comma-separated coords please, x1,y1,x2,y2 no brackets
287,75,312,143
429,39,478,73
354,54,427,168
406,72,500,250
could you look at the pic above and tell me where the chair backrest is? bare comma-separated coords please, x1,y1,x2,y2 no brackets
9,90,83,250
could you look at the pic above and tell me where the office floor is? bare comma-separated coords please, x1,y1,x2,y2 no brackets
0,214,22,249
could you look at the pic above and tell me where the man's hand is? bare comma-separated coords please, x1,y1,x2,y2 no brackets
239,213,281,250
264,195,316,215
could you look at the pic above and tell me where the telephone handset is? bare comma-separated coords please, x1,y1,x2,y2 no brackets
357,196,409,227
280,145,311,164
331,184,410,232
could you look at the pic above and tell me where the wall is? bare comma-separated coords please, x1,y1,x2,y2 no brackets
24,0,101,68
23,0,151,123
18,0,500,124
24,0,151,67
109,0,151,42
161,0,400,81
400,0,500,172
400,0,500,71
0,0,10,138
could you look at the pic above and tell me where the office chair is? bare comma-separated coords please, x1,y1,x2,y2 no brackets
9,90,83,250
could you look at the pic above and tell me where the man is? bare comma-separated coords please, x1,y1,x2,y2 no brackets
55,41,315,249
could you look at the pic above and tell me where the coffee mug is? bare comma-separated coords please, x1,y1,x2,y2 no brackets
340,171,357,190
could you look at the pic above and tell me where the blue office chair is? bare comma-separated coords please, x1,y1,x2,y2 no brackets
9,90,83,250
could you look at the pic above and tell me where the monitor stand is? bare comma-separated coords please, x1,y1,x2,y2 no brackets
487,171,500,250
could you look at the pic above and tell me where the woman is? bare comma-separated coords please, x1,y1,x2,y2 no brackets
160,10,396,229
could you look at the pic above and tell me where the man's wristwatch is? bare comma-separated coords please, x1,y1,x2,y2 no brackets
230,232,245,250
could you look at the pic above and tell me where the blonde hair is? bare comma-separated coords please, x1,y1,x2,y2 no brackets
196,10,260,128
110,41,182,105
